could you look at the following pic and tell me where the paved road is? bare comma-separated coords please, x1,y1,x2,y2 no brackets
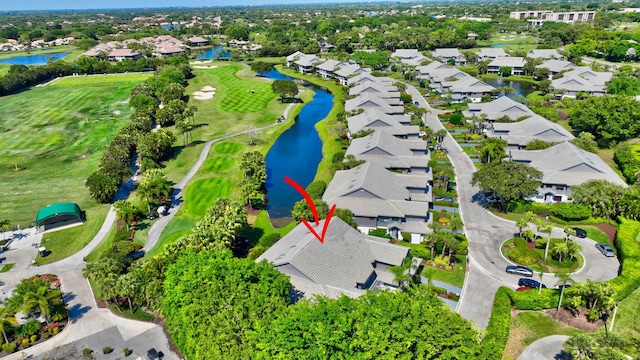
518,335,571,360
406,85,620,329
0,99,298,359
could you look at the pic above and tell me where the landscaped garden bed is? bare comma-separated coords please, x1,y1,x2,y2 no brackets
501,237,584,272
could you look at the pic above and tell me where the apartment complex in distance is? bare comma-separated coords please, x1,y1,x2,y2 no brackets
510,10,595,24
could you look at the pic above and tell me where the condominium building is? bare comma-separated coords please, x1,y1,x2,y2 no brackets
510,11,595,24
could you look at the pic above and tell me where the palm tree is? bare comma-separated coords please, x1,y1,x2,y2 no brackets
552,242,569,262
516,217,528,238
564,227,576,244
536,220,553,262
566,240,583,262
113,200,136,231
555,271,574,316
479,137,507,163
449,217,464,235
423,232,439,261
445,236,460,263
23,286,62,326
0,307,18,344
434,129,448,150
537,268,545,294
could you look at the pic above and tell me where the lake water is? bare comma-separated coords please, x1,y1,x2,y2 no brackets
259,68,334,219
482,77,536,97
161,24,180,30
196,46,231,59
491,44,508,48
0,53,69,65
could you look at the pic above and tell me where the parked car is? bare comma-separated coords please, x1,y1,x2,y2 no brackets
516,286,532,292
518,278,546,289
556,284,572,290
506,265,533,277
565,227,587,238
147,348,160,360
595,243,616,257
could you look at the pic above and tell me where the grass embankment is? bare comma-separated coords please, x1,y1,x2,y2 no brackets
476,35,538,52
274,64,345,183
504,311,583,359
37,205,110,264
0,73,149,228
145,63,314,258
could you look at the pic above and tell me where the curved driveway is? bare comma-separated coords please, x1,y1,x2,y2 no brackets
518,335,570,360
406,85,620,329
0,100,297,359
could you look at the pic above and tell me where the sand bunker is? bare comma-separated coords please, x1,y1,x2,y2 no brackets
193,86,216,100
192,65,218,69
191,60,213,64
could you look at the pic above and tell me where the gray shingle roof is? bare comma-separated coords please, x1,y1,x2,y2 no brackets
477,48,509,58
432,48,463,58
316,59,345,71
509,142,627,187
345,93,403,114
489,114,575,147
463,96,535,121
528,49,564,60
536,59,576,73
257,218,410,298
349,83,400,98
488,56,526,68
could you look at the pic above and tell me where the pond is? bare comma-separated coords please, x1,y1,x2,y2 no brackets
259,68,334,220
491,43,508,48
196,46,231,60
0,53,69,65
482,77,536,97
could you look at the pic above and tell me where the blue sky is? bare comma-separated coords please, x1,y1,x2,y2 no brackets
1,0,379,11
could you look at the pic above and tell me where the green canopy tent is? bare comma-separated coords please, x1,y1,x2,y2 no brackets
35,202,85,232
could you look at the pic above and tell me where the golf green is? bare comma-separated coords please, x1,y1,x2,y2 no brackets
210,65,275,113
184,177,231,218
201,156,234,173
214,142,242,154
0,73,150,224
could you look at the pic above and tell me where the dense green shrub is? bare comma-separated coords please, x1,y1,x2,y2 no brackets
410,247,431,259
450,113,464,126
549,203,592,221
305,180,327,199
507,247,539,265
478,287,512,359
614,141,640,184
15,320,41,339
368,228,391,239
2,343,16,353
509,288,560,310
258,233,282,249
103,346,113,354
607,218,640,300
401,232,412,241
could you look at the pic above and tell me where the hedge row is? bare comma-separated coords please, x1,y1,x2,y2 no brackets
607,218,640,301
478,287,512,359
508,288,561,310
507,201,592,222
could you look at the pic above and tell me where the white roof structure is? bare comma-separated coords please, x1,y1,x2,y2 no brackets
536,59,577,74
488,56,526,68
476,48,509,59
346,131,429,172
463,96,535,121
528,49,564,60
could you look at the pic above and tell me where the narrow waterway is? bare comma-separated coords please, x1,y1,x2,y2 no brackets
259,69,334,220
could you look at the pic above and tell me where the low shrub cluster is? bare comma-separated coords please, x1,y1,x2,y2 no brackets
478,287,512,359
607,218,640,300
509,288,561,310
614,141,640,184
507,246,539,265
549,203,592,221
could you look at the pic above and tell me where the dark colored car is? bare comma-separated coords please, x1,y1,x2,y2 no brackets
566,227,587,238
518,278,546,289
506,265,534,277
595,243,616,257
147,348,160,360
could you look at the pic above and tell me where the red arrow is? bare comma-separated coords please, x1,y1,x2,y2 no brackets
284,176,336,243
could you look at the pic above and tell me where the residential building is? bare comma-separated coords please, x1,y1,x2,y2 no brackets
487,57,526,75
154,45,184,57
463,96,535,121
417,61,494,102
345,93,404,114
286,51,307,67
527,49,565,60
476,48,509,61
431,48,467,66
188,36,209,46
319,43,335,52
346,131,430,174
487,115,575,149
257,218,415,299
107,49,140,61
293,54,323,74
510,11,595,23
315,59,345,79
551,67,612,98
391,49,430,66
335,64,370,85
509,142,627,203
323,162,432,243
347,109,419,139
349,82,400,99
536,59,576,78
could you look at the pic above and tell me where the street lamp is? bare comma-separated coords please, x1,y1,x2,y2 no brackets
609,300,621,333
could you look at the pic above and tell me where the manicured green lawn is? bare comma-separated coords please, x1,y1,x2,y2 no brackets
85,222,117,263
0,64,9,76
37,205,110,264
504,311,583,359
424,256,466,288
184,178,231,218
212,65,275,113
143,216,197,259
610,285,640,340
0,73,150,225
0,263,14,272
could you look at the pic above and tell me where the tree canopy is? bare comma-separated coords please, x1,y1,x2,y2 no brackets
471,161,542,212
271,80,298,101
569,95,640,148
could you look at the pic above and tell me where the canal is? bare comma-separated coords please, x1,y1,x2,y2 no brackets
259,68,334,220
